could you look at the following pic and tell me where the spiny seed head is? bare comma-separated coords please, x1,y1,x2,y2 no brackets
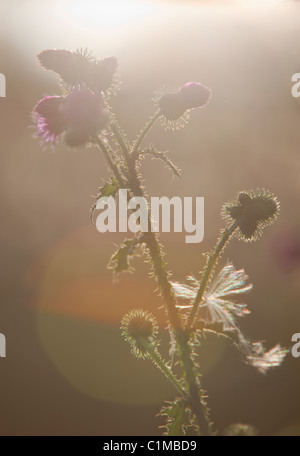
37,49,91,85
238,192,252,206
159,93,186,121
37,49,118,94
121,309,159,359
222,189,280,242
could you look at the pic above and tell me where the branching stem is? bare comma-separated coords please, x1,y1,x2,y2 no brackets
141,338,188,399
131,110,161,158
108,116,212,436
186,222,238,331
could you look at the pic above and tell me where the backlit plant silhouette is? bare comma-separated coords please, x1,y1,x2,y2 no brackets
33,49,287,436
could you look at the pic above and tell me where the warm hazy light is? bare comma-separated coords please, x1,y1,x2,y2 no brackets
59,0,158,28
240,0,282,6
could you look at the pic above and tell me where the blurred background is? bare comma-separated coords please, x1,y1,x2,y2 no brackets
0,0,300,436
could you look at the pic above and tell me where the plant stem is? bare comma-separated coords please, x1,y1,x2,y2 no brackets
186,222,239,331
131,110,161,158
94,136,127,187
108,118,211,435
176,332,211,436
141,338,188,399
110,121,131,164
109,118,181,330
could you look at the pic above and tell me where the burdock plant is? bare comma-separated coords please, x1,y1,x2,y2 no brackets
33,49,287,436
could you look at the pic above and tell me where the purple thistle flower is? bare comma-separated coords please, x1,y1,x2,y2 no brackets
33,89,109,147
63,89,109,146
158,81,211,123
177,82,212,110
34,96,66,144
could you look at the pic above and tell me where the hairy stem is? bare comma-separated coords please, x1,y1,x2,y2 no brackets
109,119,211,435
186,222,239,330
144,233,211,434
142,231,182,329
131,110,161,158
110,121,131,164
94,136,127,188
141,338,188,398
176,332,211,436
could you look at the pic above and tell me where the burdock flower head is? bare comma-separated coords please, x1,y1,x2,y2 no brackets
121,309,159,359
222,189,280,242
156,82,212,129
37,49,118,94
33,88,109,147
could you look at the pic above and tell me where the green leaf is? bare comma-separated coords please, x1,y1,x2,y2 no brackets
108,238,140,275
160,399,194,436
98,178,120,198
90,178,119,224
